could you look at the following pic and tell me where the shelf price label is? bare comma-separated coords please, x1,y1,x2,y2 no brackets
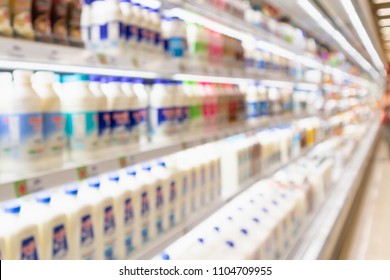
76,166,89,181
119,157,128,168
14,180,29,198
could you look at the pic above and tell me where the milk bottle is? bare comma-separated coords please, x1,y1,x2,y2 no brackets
132,3,146,50
1,201,41,260
101,173,138,258
154,160,180,228
167,17,186,58
81,0,92,49
32,71,65,168
122,77,141,148
101,76,131,153
0,226,8,259
61,74,98,162
1,70,44,174
51,184,97,260
79,178,119,260
0,73,13,172
186,149,201,212
246,82,260,122
175,81,189,135
187,81,203,132
136,164,158,242
23,193,70,260
89,75,111,156
132,79,148,143
119,0,136,51
141,164,168,237
90,0,124,53
150,80,176,142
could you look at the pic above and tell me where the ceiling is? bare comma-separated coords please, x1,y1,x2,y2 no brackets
251,0,387,76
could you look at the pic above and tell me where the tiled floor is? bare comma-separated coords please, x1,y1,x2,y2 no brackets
339,138,390,259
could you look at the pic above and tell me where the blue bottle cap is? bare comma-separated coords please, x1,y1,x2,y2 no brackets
121,77,133,83
65,184,79,196
241,229,248,235
108,173,120,182
161,253,170,260
88,178,101,188
142,164,152,172
89,75,102,82
133,78,144,84
3,201,22,214
226,241,235,248
62,74,89,83
157,160,166,168
35,192,52,204
106,76,122,83
126,168,137,176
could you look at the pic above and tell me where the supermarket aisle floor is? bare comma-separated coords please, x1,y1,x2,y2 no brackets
339,138,390,259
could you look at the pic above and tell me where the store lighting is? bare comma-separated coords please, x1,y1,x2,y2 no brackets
172,73,254,84
373,0,390,4
377,8,390,17
378,18,390,26
0,60,159,79
342,0,386,75
298,0,380,79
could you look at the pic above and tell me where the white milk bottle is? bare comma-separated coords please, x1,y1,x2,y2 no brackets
123,168,152,246
79,178,119,260
150,80,176,142
101,76,131,153
61,74,98,162
150,8,162,54
89,75,111,156
1,70,44,174
142,163,168,237
0,225,8,259
1,201,41,260
186,149,201,212
100,173,138,259
136,164,158,242
121,77,140,149
90,0,124,53
155,160,180,229
119,0,135,51
23,193,71,260
189,81,204,132
174,81,189,135
81,0,93,49
258,84,268,117
32,71,65,169
51,184,97,260
132,79,149,144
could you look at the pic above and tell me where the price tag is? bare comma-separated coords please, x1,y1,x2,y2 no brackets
47,48,60,61
76,166,89,181
14,180,29,198
119,157,128,168
7,43,25,58
88,164,99,177
29,177,44,193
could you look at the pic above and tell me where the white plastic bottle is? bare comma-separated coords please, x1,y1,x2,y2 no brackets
79,178,119,260
132,3,146,51
23,193,71,260
61,74,98,162
119,0,136,51
101,173,138,258
51,184,97,260
141,6,153,52
1,70,44,174
89,75,111,156
174,81,189,134
150,80,176,142
150,8,162,54
0,73,14,172
1,202,41,260
90,0,124,53
142,163,167,237
121,77,140,148
258,84,268,117
81,0,93,49
32,71,65,168
101,76,131,153
246,82,260,122
132,79,149,144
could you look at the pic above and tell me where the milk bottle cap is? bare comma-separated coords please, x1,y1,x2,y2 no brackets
108,173,120,182
65,184,79,196
3,201,22,214
157,161,166,167
142,164,152,172
133,79,144,84
161,253,170,260
121,77,133,83
89,75,103,82
62,74,89,83
105,76,122,83
35,192,52,204
126,168,137,176
88,178,101,188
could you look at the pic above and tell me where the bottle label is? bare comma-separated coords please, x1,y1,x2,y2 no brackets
98,21,122,46
257,60,266,70
137,27,144,43
124,198,134,225
124,197,135,255
245,58,255,69
155,32,161,46
0,113,44,161
168,37,185,58
151,107,176,136
246,102,258,118
52,224,68,259
179,106,189,125
43,112,65,156
104,205,116,260
21,236,39,260
260,101,268,116
80,214,95,260
111,110,130,146
169,180,177,226
65,112,98,152
125,24,138,42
